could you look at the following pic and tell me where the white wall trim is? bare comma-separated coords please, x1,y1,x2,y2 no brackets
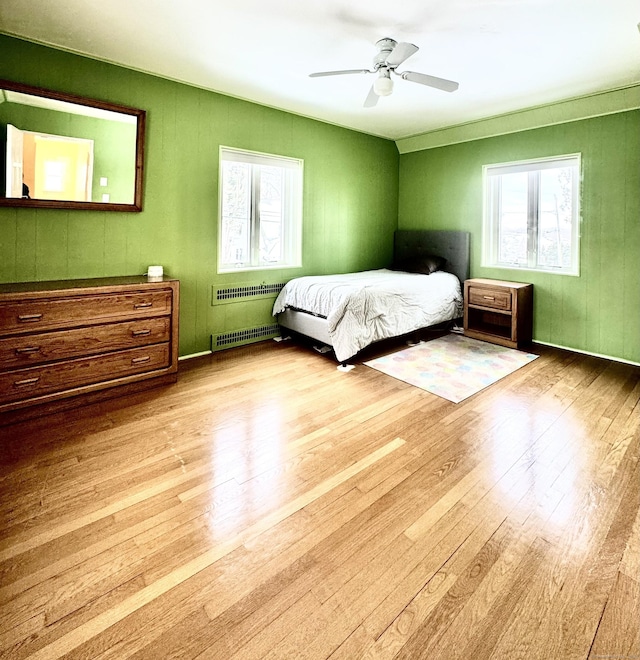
179,342,639,367
396,84,640,154
178,350,213,361
534,340,640,368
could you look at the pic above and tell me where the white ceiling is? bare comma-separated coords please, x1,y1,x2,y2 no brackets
1,0,638,140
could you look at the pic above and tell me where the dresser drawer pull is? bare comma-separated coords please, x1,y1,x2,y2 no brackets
483,296,496,301
18,313,43,323
15,346,42,355
14,377,40,387
131,329,151,337
134,302,153,309
131,355,151,364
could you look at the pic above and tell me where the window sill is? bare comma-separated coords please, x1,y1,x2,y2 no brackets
217,263,302,275
481,263,579,277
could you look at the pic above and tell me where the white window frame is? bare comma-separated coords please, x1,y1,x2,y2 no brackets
218,146,303,273
482,154,581,276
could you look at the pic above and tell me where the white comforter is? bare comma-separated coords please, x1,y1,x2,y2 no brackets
272,269,463,362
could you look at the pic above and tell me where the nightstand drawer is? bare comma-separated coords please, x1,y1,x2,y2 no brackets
467,286,512,311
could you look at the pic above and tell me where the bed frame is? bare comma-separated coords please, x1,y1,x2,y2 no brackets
277,229,470,359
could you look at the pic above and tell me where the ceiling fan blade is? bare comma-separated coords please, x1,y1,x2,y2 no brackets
309,69,371,78
386,42,418,68
364,85,379,108
400,71,459,92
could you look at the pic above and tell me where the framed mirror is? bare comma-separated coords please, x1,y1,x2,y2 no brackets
0,79,145,212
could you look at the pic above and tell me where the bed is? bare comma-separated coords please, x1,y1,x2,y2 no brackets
273,230,470,364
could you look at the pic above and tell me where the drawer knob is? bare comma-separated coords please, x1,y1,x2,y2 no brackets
483,296,495,300
18,313,43,323
14,377,40,387
134,302,153,309
15,346,41,355
131,329,151,337
131,355,151,364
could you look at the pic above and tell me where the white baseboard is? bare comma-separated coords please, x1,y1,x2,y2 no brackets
534,340,640,367
178,350,213,361
178,343,640,368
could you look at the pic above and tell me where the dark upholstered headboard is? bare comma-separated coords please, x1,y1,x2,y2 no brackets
394,230,470,285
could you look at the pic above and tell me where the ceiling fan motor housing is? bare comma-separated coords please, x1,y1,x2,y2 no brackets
373,38,397,69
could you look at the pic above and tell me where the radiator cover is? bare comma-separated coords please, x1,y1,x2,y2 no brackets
212,323,280,350
212,283,285,305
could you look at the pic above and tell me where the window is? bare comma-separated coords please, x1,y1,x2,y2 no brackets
483,154,581,275
218,147,303,272
43,160,66,192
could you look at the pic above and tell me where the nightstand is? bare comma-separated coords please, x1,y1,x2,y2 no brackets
463,278,533,349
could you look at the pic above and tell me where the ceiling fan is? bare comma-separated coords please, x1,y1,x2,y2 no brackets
309,38,459,107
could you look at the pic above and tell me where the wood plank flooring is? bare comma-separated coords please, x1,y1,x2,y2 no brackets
1,337,638,659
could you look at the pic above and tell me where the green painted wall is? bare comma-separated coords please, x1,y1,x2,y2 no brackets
0,35,399,356
2,34,636,365
399,111,640,363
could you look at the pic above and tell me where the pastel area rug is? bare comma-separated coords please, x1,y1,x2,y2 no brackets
364,334,538,403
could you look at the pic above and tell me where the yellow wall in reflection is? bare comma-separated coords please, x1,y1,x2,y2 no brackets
31,135,92,201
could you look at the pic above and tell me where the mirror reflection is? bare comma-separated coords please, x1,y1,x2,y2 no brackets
0,80,145,211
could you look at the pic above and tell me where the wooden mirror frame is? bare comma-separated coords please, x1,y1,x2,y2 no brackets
0,79,145,212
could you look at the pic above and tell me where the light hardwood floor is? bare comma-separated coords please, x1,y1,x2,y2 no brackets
1,337,639,659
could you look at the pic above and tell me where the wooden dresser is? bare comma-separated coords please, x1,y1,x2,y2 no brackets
0,276,179,420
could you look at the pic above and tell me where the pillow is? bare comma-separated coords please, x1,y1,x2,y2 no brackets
389,254,447,275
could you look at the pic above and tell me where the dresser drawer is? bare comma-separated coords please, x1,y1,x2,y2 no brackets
0,317,170,370
0,343,170,405
0,290,173,335
467,286,512,311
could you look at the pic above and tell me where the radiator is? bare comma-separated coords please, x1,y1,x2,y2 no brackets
212,324,280,350
212,282,286,305
211,281,286,350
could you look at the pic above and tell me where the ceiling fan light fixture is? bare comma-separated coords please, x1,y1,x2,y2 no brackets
373,74,393,97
